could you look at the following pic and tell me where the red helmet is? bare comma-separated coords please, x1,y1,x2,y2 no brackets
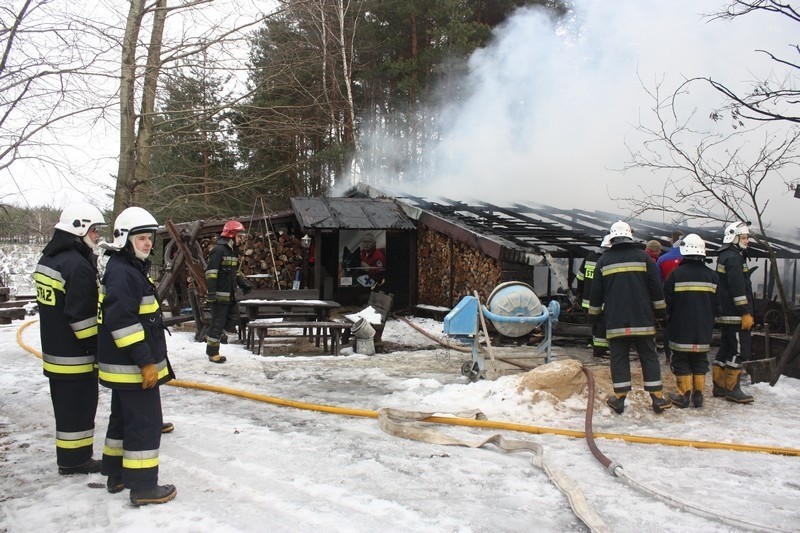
221,220,245,238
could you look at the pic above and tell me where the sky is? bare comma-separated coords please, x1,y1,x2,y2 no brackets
2,257,800,532
3,1,798,233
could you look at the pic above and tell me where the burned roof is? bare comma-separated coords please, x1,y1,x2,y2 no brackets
291,197,415,231
390,192,800,260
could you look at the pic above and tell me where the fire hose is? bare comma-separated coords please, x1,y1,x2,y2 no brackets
16,320,800,531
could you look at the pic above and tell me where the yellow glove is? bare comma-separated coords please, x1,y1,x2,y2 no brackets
741,313,754,331
141,364,158,389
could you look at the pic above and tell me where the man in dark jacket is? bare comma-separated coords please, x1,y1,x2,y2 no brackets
589,221,672,414
34,203,106,475
663,234,719,408
98,206,176,506
713,221,755,403
204,220,253,363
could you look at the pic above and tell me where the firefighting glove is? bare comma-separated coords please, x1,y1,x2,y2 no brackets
741,313,754,331
242,281,253,295
141,364,158,389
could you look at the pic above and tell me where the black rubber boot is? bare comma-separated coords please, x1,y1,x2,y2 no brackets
606,394,626,415
130,484,177,507
668,375,692,409
725,368,754,404
59,458,101,475
161,422,174,434
691,374,705,408
712,365,726,398
107,475,124,494
650,392,673,414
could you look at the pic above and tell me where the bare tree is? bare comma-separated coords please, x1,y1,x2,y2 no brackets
623,79,800,329
0,0,116,195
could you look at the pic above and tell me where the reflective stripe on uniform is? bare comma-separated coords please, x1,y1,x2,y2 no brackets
716,315,742,325
111,323,145,348
42,353,96,375
206,269,219,280
123,448,159,470
139,295,159,314
600,261,647,275
104,437,124,457
56,429,94,450
98,359,169,385
674,281,717,293
606,325,656,339
71,316,98,339
670,341,711,352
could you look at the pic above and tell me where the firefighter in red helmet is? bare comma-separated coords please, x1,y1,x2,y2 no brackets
204,220,253,363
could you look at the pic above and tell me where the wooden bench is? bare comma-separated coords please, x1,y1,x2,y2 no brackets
247,320,352,356
238,288,320,342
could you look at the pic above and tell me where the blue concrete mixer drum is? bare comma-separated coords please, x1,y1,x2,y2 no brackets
486,281,543,337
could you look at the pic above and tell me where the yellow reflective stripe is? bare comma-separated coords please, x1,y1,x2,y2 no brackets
56,436,94,449
674,282,717,293
99,369,142,384
123,449,159,469
601,261,647,275
33,270,66,292
716,264,726,274
43,361,95,374
74,325,98,339
115,329,145,348
206,269,219,280
104,444,124,457
123,457,159,469
139,302,159,314
733,295,748,305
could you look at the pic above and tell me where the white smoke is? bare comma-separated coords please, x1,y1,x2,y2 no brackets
353,1,797,231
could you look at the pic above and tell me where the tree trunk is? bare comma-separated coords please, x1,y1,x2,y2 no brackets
115,0,146,216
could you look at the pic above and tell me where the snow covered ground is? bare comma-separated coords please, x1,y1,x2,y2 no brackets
1,313,799,532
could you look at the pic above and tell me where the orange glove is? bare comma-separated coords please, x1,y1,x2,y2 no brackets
141,364,158,389
741,313,754,331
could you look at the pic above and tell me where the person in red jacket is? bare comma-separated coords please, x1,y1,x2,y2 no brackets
359,233,386,286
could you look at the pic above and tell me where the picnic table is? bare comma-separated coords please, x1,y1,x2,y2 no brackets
238,298,343,354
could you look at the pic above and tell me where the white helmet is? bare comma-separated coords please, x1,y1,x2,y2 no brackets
679,233,706,257
55,203,106,237
608,220,633,244
109,207,159,250
723,221,751,245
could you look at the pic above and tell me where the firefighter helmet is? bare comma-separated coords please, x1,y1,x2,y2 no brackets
679,233,706,257
600,234,612,248
608,220,634,244
54,203,106,237
109,207,159,250
221,220,245,238
723,221,750,244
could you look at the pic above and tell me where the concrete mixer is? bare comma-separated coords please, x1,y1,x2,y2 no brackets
443,282,560,380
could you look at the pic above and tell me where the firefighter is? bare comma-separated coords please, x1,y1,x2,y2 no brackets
663,234,719,408
575,235,611,357
204,220,253,363
34,203,106,475
589,221,672,414
713,221,755,403
98,207,176,505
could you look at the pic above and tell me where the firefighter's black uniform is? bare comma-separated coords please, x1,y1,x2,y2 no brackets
576,250,607,355
713,243,755,402
204,236,251,357
589,242,668,406
714,244,753,367
664,258,719,407
98,250,174,491
34,230,100,470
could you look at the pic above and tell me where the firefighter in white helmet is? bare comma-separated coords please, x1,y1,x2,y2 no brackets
712,221,755,403
34,203,107,475
589,221,672,414
97,206,177,505
663,234,720,408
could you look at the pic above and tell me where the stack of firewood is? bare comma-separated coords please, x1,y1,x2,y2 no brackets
417,224,502,307
200,232,306,290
